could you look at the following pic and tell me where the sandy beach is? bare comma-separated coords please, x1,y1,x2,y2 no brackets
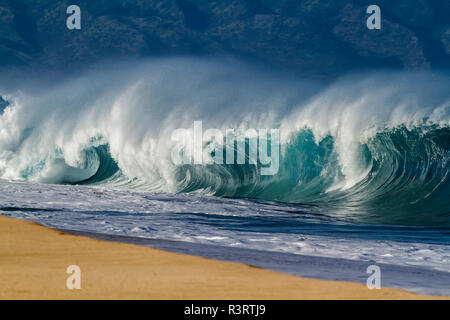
0,215,445,300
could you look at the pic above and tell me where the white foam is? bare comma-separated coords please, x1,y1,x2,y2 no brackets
0,179,449,273
0,59,448,194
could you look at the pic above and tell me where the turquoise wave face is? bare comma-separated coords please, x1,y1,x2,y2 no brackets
39,124,447,227
165,125,449,226
79,144,119,184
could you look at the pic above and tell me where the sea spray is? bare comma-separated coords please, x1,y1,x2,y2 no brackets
0,58,449,225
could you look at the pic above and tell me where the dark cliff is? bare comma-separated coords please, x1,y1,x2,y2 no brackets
0,0,449,78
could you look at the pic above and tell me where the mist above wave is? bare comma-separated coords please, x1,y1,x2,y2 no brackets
0,58,449,225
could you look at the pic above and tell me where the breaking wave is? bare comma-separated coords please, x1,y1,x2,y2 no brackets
0,58,449,225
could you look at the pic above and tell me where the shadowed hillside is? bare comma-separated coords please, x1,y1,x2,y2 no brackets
0,0,449,78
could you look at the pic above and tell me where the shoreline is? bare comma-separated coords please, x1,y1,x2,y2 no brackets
60,228,450,296
0,215,447,299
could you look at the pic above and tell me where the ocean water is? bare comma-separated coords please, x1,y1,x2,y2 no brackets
0,58,449,294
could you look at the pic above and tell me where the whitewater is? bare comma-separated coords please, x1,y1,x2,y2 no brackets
0,58,449,294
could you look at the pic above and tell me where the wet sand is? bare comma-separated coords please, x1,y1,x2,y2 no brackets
0,215,445,299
